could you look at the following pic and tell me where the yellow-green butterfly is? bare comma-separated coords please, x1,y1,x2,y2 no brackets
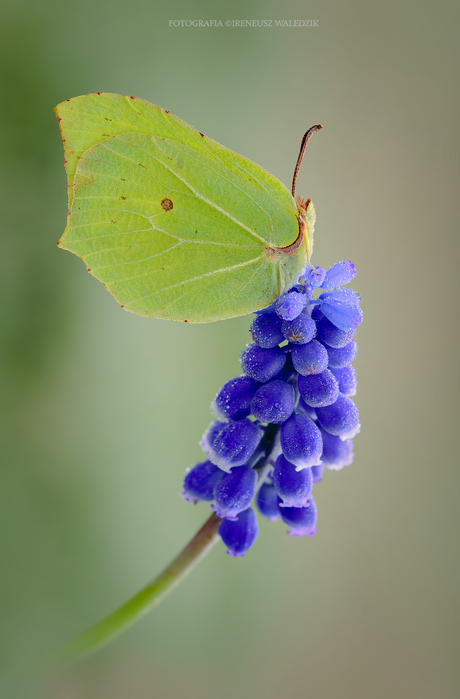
56,93,321,323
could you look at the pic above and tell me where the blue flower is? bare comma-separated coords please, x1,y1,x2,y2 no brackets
182,461,223,503
280,497,318,537
275,290,307,320
219,508,259,556
318,289,363,333
256,482,281,521
273,454,313,508
183,259,363,556
213,376,259,420
321,260,356,289
212,466,257,519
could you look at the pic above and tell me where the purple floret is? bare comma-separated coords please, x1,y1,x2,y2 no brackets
241,343,286,383
316,316,356,349
212,465,257,519
281,314,316,345
273,454,313,508
298,369,340,408
280,496,318,537
219,507,259,556
250,313,284,348
304,265,326,290
214,376,259,420
321,260,356,289
251,379,295,423
182,461,223,503
204,418,262,472
275,291,307,320
330,366,357,396
291,339,328,375
323,339,358,368
311,463,326,483
320,428,354,470
257,482,281,521
316,393,360,440
319,289,363,333
280,413,323,470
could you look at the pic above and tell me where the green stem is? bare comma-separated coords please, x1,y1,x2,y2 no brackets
53,425,281,665
54,512,221,665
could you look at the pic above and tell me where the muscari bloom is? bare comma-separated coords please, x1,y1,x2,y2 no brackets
183,260,363,555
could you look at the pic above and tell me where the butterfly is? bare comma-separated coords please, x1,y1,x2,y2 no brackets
56,93,321,323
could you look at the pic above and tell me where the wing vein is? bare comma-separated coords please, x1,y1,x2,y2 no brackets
130,255,262,301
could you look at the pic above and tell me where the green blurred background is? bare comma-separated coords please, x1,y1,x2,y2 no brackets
1,0,459,696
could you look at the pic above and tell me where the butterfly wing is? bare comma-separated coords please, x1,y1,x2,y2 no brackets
56,93,297,216
56,94,308,322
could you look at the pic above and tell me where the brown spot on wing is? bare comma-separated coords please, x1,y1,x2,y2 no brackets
161,198,174,211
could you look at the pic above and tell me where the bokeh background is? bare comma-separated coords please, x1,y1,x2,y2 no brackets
1,0,459,697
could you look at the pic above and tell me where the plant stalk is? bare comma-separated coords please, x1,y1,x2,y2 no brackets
54,512,221,665
53,425,280,665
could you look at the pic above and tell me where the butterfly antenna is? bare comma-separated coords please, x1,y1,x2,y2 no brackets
291,125,323,198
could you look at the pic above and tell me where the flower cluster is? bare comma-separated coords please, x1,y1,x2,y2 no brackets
182,260,363,557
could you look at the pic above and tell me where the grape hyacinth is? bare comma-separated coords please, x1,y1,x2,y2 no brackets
182,260,363,556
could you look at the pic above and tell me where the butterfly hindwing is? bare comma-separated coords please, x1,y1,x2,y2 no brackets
56,93,308,322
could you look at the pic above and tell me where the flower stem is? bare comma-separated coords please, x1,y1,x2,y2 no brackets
53,425,281,666
54,512,221,665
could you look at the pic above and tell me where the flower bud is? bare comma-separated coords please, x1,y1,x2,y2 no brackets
311,463,325,483
250,313,284,348
323,340,358,368
320,428,354,469
200,420,226,454
298,369,340,408
304,265,326,290
330,366,357,396
291,339,328,375
316,394,360,440
321,260,356,289
241,343,286,383
218,507,259,556
257,482,281,521
281,314,316,344
251,379,295,423
212,466,257,519
204,418,262,472
182,461,223,503
273,454,313,507
319,289,363,333
280,496,318,537
275,291,306,320
214,376,259,420
316,316,356,348
280,413,323,470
